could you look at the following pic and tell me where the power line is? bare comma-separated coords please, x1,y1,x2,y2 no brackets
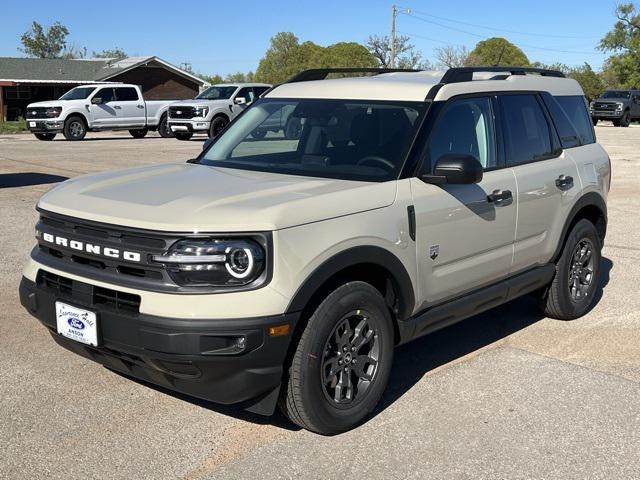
398,13,601,55
399,7,600,40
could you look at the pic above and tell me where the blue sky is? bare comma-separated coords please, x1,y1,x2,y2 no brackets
0,0,618,76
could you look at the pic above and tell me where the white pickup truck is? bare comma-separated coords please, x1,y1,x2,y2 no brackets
168,83,271,140
25,84,177,141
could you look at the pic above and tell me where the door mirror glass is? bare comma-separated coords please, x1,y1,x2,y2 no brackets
422,154,483,185
91,97,103,105
234,97,247,105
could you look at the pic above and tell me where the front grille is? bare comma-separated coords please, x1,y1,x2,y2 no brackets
168,106,195,119
27,107,49,119
593,102,617,110
37,270,141,314
35,210,181,292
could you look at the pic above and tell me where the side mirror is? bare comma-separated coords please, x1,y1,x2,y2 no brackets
421,154,483,185
202,137,215,150
91,97,103,105
234,97,247,105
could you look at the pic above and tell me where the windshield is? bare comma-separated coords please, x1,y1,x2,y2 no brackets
196,86,237,100
59,86,97,100
602,90,631,99
199,99,426,182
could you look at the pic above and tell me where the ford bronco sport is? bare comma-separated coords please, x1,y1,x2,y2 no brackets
19,67,610,435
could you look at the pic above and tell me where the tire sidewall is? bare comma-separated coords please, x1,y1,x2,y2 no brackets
294,282,394,434
64,117,86,141
158,115,173,138
555,219,602,317
209,116,228,138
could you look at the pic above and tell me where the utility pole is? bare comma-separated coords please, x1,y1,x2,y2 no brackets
390,4,397,68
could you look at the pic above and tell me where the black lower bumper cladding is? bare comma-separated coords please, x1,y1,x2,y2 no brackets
19,275,298,415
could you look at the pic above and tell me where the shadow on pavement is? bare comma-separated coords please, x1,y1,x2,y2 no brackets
0,172,69,188
113,257,613,434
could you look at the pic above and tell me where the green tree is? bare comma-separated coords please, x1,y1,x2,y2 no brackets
92,47,128,60
599,3,640,88
467,37,529,66
20,21,70,58
567,63,605,101
256,32,377,84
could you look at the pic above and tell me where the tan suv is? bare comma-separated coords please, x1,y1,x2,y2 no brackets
19,67,610,435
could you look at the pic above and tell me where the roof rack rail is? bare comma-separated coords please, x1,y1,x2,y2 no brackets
440,66,566,84
285,68,421,83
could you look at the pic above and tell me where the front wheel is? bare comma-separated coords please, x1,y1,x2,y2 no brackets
619,111,631,127
35,133,56,141
129,128,148,138
173,132,193,141
208,115,229,138
157,115,173,138
279,281,394,435
592,118,598,126
539,219,601,320
63,116,87,141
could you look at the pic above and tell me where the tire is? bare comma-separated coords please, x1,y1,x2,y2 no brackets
34,133,56,141
63,116,87,141
279,281,394,435
208,115,229,138
539,219,601,320
129,128,148,138
157,115,173,138
592,118,598,126
173,132,193,141
620,111,631,127
250,128,267,139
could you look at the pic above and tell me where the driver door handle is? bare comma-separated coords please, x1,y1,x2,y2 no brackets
487,189,513,205
113,105,122,110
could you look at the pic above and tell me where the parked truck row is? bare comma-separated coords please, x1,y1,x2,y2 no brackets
25,82,283,141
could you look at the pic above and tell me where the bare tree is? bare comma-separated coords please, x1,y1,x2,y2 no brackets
366,34,430,69
434,45,470,69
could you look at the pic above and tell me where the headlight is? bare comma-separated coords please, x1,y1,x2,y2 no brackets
193,106,209,117
152,237,266,287
46,107,62,118
616,102,623,110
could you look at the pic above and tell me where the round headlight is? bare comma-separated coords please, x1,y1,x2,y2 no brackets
225,247,254,278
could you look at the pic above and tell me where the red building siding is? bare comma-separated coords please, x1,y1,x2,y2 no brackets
109,65,199,100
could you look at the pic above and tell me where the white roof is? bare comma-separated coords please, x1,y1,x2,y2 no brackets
265,70,584,102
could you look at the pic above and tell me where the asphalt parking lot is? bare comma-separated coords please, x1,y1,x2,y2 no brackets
1,127,639,479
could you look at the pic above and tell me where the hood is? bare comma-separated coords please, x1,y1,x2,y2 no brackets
27,100,67,108
595,97,628,102
38,163,397,232
170,99,230,107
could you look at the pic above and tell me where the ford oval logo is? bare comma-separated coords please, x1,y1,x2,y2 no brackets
67,317,85,330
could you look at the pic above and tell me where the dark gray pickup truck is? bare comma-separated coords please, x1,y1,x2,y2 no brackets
590,89,640,127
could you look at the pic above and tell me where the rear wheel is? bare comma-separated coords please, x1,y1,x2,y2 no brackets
173,132,193,141
539,219,601,320
157,115,173,138
279,281,394,435
208,115,229,138
63,116,86,141
129,128,148,138
34,133,56,141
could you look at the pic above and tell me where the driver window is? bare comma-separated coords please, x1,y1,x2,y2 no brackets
236,87,255,104
95,88,115,103
428,97,496,170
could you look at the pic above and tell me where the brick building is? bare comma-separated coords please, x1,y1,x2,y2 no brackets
0,56,209,121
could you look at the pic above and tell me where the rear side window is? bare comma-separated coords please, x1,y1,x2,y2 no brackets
499,94,553,165
115,87,139,101
555,96,595,145
541,94,581,149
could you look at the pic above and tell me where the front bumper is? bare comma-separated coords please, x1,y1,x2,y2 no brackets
591,110,623,119
168,120,210,133
19,275,298,414
26,119,64,133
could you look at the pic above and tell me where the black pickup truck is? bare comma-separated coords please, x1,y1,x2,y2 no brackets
590,89,640,127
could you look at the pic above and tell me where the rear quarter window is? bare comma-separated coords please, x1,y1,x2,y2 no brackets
555,95,595,146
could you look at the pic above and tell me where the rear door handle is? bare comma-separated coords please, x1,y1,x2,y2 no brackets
487,189,513,205
137,105,144,109
556,175,574,189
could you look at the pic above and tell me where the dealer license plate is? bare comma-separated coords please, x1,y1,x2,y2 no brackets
55,301,99,346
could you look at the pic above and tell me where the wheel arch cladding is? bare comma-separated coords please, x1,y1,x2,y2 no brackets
554,192,607,261
285,246,415,344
